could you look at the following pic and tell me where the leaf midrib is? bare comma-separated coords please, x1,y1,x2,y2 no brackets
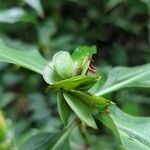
118,125,150,148
95,70,150,96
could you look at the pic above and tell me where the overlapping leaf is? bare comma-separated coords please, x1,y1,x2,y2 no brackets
47,76,99,91
63,93,97,129
57,91,71,126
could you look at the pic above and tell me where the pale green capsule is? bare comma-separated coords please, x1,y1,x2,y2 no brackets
43,62,62,84
53,51,75,79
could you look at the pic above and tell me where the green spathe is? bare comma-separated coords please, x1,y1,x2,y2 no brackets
53,51,75,79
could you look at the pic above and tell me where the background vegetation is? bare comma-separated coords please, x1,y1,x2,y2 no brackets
0,0,149,149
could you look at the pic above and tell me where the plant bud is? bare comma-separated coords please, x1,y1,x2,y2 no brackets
53,51,75,79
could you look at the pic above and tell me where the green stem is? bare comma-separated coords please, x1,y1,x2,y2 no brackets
78,123,91,149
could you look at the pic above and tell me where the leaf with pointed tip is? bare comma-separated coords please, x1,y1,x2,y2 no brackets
57,91,71,126
72,46,96,61
47,76,98,91
53,51,75,79
23,0,44,17
95,63,150,96
68,90,110,107
0,39,48,74
63,93,97,129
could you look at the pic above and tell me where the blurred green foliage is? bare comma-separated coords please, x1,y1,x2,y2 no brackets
0,0,149,149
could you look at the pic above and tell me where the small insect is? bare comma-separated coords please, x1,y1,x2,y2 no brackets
88,57,96,73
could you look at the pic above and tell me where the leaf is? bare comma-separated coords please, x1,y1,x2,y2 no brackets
107,105,150,150
47,75,99,91
43,62,62,84
72,46,96,75
53,51,75,79
0,7,26,23
19,132,53,150
63,93,97,129
19,125,73,150
57,91,71,126
95,63,150,96
28,93,51,123
0,39,48,74
68,90,110,107
38,20,56,46
23,0,44,17
106,0,123,9
72,46,96,61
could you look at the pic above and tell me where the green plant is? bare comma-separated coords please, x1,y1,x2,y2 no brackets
0,39,150,150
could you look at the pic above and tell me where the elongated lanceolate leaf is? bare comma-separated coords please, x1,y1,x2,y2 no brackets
23,0,44,17
63,93,97,129
68,90,110,107
57,91,71,126
95,64,150,96
47,75,99,91
0,39,48,74
108,105,150,150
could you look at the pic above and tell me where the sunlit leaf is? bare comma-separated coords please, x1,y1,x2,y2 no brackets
0,39,48,74
63,93,97,129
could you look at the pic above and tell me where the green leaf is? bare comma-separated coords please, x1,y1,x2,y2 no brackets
50,127,72,150
106,0,123,9
108,105,150,150
47,75,99,91
68,90,110,107
0,8,26,23
0,39,48,74
95,63,150,96
72,46,96,75
19,132,53,150
57,91,71,126
43,62,62,84
72,46,96,61
63,93,97,129
53,51,75,79
19,124,74,150
23,0,44,17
